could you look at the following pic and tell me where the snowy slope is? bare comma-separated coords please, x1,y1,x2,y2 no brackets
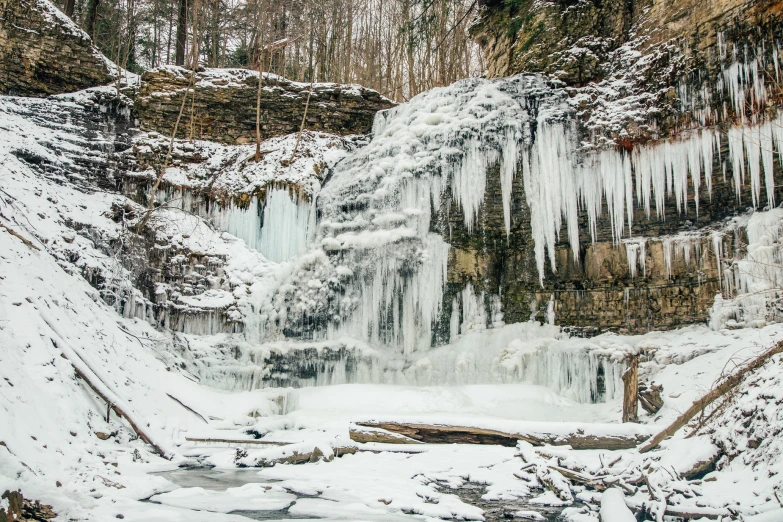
4,66,783,521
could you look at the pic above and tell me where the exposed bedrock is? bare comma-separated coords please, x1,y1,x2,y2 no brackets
0,0,113,96
134,67,396,145
472,0,783,137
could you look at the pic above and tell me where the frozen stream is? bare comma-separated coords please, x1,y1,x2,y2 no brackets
152,467,579,521
144,383,615,521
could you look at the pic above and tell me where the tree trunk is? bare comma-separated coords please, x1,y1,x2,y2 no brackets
175,0,188,66
622,354,639,423
64,0,75,18
85,0,101,40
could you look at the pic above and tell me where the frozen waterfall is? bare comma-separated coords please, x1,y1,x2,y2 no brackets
153,185,316,262
277,67,783,356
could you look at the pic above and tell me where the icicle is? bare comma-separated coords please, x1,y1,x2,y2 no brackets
258,188,315,262
449,297,460,343
700,129,715,199
546,294,555,325
759,121,775,208
500,126,521,239
460,282,488,333
662,238,674,279
712,232,724,290
490,295,505,328
744,125,762,207
626,243,639,278
728,127,746,200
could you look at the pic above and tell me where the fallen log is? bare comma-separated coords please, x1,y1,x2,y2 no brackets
42,312,173,459
639,340,783,453
354,420,651,450
71,362,169,458
355,422,538,446
350,424,424,444
185,437,288,446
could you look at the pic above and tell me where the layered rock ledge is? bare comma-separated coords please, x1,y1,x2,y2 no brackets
0,0,113,96
134,67,396,145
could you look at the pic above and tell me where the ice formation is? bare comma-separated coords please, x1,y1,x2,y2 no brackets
151,185,316,262
273,68,783,356
195,323,625,403
711,208,783,328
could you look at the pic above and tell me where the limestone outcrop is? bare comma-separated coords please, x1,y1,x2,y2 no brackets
0,0,113,96
134,67,396,144
433,148,767,336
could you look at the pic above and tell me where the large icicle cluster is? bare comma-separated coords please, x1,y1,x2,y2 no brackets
678,36,776,127
153,185,316,263
303,75,566,354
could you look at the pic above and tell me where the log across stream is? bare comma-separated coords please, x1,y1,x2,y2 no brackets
350,418,654,450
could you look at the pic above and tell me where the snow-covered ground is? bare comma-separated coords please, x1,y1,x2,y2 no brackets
3,81,783,521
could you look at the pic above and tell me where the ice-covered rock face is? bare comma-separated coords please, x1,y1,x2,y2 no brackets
272,75,570,354
269,68,783,351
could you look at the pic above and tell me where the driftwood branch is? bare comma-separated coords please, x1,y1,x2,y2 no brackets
0,222,40,251
166,394,208,423
548,465,608,491
639,340,783,452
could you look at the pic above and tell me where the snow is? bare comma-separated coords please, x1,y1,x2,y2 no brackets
149,484,295,513
599,489,635,522
133,130,356,200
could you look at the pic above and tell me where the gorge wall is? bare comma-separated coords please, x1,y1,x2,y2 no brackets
429,0,783,334
0,0,112,95
4,0,783,354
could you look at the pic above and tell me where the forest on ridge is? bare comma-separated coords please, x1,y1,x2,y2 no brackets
51,0,483,101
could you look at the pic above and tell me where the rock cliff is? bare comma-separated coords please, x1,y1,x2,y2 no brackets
134,67,395,144
0,0,113,95
431,0,783,334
